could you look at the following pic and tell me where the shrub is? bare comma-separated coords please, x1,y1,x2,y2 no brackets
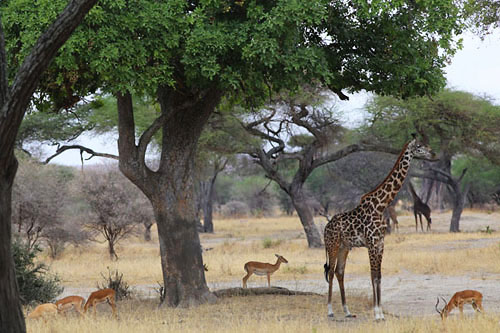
12,239,63,305
97,267,131,301
220,200,250,218
262,238,282,249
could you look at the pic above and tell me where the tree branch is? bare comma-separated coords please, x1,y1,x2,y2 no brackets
44,145,119,164
313,143,401,169
0,0,99,161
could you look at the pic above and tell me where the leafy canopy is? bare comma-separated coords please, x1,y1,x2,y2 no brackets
2,0,464,110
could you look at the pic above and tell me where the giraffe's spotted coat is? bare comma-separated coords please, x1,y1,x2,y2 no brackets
324,138,433,320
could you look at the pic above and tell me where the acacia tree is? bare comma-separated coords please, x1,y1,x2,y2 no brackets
363,90,500,231
0,1,97,331
79,168,153,260
6,0,464,306
234,88,401,247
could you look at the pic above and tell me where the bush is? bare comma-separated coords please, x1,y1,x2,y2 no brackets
12,239,63,305
97,267,131,301
220,200,250,218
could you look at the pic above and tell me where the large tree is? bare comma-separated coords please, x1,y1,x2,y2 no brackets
363,90,500,231
5,0,463,306
0,1,97,331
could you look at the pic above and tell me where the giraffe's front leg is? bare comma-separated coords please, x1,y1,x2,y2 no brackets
369,246,385,321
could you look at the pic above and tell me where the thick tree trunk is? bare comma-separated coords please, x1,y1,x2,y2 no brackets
0,160,26,333
202,194,214,233
117,88,220,307
290,189,323,248
200,178,217,233
449,185,469,233
153,200,214,307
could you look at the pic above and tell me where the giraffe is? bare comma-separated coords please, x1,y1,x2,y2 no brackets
323,136,433,320
408,181,432,232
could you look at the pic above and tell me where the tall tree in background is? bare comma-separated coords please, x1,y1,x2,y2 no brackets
5,0,464,306
363,90,500,231
0,1,97,331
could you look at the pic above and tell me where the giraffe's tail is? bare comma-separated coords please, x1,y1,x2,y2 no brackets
324,248,330,283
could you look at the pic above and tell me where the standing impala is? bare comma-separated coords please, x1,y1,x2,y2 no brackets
84,288,117,318
55,295,85,316
435,290,484,319
242,254,288,288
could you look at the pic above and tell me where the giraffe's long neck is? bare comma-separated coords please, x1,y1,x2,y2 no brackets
361,141,414,213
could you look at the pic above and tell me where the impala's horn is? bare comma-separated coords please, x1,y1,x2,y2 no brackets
435,298,441,314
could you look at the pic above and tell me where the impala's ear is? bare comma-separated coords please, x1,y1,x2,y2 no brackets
275,254,280,258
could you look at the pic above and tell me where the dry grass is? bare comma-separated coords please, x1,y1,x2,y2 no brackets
26,295,499,333
28,209,500,332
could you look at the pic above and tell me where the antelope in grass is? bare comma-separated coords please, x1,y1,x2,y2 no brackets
435,290,484,319
84,288,117,318
55,295,85,316
242,254,288,288
27,303,58,321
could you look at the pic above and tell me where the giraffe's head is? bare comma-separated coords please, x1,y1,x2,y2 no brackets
409,134,434,159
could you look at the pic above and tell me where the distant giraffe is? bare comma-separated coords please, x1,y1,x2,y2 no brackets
323,136,433,320
408,181,432,232
383,202,399,232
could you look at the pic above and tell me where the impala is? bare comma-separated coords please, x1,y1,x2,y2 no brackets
435,290,484,319
242,254,288,288
55,295,85,316
27,303,58,320
84,288,117,318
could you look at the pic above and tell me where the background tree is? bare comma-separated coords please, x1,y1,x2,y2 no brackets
78,167,153,260
12,159,72,250
0,1,97,331
363,90,500,231
6,0,464,306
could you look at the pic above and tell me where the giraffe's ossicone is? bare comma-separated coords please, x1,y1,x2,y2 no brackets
323,136,434,320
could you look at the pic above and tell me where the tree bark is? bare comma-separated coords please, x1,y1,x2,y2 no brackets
202,187,215,233
449,183,470,232
0,160,26,333
0,2,97,331
289,188,323,248
108,240,118,261
116,86,221,307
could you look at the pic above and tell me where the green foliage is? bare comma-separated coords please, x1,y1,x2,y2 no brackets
2,0,464,108
363,90,500,163
12,239,63,305
453,156,500,203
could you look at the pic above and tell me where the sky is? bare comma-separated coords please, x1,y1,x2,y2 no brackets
44,32,500,166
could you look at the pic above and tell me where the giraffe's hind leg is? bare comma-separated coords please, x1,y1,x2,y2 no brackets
326,243,340,318
335,247,355,318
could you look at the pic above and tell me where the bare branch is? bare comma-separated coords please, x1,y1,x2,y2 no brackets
44,145,119,164
313,143,400,169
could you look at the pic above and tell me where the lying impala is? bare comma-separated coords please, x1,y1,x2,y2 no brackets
55,295,85,316
27,303,58,320
242,254,288,288
435,290,484,319
84,288,117,318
